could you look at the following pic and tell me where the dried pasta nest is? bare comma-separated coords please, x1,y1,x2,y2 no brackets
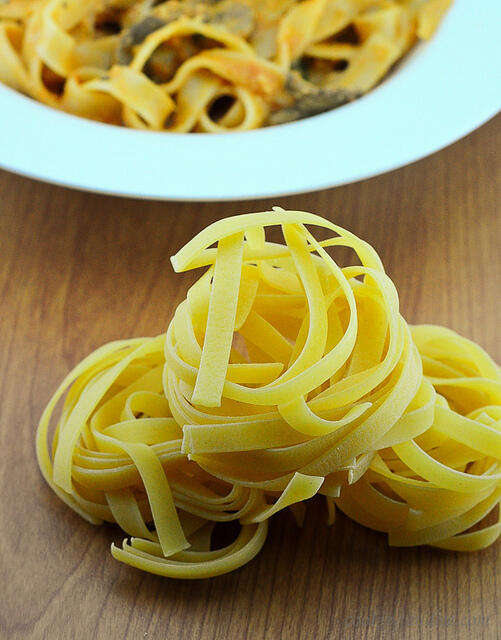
37,209,501,579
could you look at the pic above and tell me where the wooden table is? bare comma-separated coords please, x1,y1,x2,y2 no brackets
1,115,500,640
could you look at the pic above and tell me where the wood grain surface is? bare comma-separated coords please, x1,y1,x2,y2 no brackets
1,115,500,640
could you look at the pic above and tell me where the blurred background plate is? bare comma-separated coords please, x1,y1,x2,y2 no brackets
0,0,500,201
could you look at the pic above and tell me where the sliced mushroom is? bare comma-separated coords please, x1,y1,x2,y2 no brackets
115,16,167,64
268,72,358,125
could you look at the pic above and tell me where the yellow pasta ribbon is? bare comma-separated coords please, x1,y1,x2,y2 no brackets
37,208,501,580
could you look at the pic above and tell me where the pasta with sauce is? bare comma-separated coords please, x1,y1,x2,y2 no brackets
0,0,452,131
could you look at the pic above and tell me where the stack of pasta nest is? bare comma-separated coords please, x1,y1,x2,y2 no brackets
37,209,501,579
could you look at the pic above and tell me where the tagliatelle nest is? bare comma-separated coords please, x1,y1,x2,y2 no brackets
37,209,501,579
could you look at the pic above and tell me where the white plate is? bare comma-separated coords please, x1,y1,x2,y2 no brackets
0,0,500,201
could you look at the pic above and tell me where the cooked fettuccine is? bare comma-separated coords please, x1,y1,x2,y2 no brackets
1,0,452,131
